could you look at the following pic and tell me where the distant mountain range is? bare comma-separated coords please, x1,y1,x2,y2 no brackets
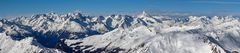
0,11,239,53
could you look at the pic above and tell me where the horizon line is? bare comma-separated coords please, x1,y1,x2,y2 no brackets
1,10,240,18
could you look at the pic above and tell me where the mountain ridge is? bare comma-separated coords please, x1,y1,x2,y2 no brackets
0,11,240,53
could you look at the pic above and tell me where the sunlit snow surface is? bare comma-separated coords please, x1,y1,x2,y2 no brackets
0,12,240,53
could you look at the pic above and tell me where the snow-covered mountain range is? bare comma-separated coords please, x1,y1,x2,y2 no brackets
0,11,239,53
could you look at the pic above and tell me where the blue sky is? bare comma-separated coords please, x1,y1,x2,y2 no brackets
1,0,240,17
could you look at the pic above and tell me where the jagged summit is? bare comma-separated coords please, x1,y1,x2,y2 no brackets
137,11,152,18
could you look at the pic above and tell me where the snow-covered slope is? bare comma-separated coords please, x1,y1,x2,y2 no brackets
0,11,239,53
0,33,63,53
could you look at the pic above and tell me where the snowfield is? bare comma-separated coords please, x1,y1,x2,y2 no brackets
0,11,240,53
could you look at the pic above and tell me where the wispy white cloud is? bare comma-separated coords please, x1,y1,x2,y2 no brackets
190,1,240,4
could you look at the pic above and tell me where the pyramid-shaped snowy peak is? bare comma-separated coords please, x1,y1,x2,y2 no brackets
137,11,152,18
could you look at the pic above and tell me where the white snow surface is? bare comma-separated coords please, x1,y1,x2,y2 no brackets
0,33,63,53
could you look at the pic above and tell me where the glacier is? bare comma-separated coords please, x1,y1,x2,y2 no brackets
0,11,240,53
